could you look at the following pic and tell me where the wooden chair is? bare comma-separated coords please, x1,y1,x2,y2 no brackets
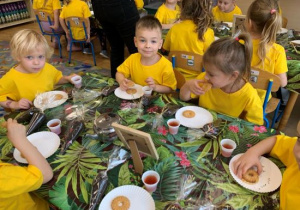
249,68,281,128
168,51,203,89
65,16,97,66
35,10,65,58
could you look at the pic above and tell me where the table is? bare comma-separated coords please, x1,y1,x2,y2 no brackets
0,72,282,210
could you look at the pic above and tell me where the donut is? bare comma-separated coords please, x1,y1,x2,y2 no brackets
126,80,135,88
182,110,196,118
242,169,259,184
198,82,212,92
111,196,130,210
126,88,137,95
54,94,63,100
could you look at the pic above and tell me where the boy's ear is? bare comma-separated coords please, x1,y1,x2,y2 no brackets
231,70,240,80
159,38,163,49
134,36,138,48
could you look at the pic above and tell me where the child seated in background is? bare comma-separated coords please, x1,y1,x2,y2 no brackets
155,0,181,30
33,0,64,48
0,29,79,110
116,15,177,94
233,121,300,209
59,0,91,51
163,0,215,80
135,0,144,10
0,119,53,210
212,0,242,22
180,33,263,125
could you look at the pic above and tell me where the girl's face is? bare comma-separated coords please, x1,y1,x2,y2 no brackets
217,0,235,13
16,47,46,74
166,0,178,4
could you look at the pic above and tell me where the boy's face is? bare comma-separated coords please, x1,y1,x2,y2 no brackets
16,47,46,74
293,138,300,170
217,0,235,13
134,28,163,59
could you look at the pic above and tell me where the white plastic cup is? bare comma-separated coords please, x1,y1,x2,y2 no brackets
220,139,237,157
167,119,180,135
47,119,61,135
71,75,82,89
142,170,160,193
142,86,153,96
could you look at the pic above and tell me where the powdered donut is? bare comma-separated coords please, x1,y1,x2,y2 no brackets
111,196,130,210
54,94,63,100
182,110,196,118
242,169,259,184
126,80,135,88
198,82,212,92
126,88,137,95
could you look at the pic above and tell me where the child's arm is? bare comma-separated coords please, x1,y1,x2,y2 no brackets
180,79,206,101
232,136,277,179
56,74,79,85
85,18,91,43
59,17,70,40
116,72,132,91
277,72,287,87
6,119,53,183
49,9,60,30
0,98,32,110
145,77,172,93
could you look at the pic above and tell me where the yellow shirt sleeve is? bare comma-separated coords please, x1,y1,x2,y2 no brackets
134,0,144,9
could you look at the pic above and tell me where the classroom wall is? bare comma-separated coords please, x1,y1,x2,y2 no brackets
237,0,300,30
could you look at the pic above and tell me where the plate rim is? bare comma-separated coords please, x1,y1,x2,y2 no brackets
114,84,144,100
34,90,68,109
291,40,300,45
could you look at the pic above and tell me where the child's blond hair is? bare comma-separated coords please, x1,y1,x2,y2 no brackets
10,29,53,60
247,0,282,67
180,0,213,41
135,15,162,35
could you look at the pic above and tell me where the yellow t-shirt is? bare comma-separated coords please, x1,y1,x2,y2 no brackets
135,0,144,10
60,0,91,40
270,135,300,210
0,163,49,210
0,63,62,102
117,53,177,90
212,5,242,22
33,0,61,15
191,73,263,125
155,3,180,24
163,20,215,80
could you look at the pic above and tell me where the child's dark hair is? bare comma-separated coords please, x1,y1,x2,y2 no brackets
203,33,252,81
136,15,162,35
180,0,213,41
247,0,281,67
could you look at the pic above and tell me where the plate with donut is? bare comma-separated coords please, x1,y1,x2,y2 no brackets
13,131,60,164
229,153,282,193
114,84,144,100
99,185,155,210
34,91,68,110
175,106,213,128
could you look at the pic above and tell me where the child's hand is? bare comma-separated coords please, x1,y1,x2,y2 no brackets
50,24,59,30
86,34,90,43
12,98,32,110
232,150,263,179
67,74,79,83
186,79,206,95
6,118,26,145
145,77,156,91
119,78,132,91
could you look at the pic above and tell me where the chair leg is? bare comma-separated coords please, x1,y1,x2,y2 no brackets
264,115,269,128
55,35,62,58
90,43,96,66
271,103,281,128
68,42,73,64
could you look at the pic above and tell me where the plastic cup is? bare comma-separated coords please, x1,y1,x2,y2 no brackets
142,86,153,96
71,75,82,89
167,118,180,135
142,170,160,193
220,139,236,157
47,119,61,135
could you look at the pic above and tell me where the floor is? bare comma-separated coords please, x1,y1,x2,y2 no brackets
1,22,299,137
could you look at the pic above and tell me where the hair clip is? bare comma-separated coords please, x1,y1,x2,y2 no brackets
235,37,239,41
270,9,276,14
235,37,245,45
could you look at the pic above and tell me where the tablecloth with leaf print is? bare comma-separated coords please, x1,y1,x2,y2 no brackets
0,73,282,210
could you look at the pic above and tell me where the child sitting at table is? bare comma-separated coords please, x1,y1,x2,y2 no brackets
155,0,181,29
116,15,177,94
212,0,242,23
233,121,300,209
180,33,263,125
0,118,53,210
162,0,215,80
246,0,288,104
0,29,79,110
59,0,92,51
33,0,64,49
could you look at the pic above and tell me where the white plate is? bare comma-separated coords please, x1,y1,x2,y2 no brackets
99,185,155,210
175,106,213,128
224,22,233,28
114,84,144,100
290,40,300,46
13,131,60,164
229,153,282,193
277,27,288,34
34,91,68,109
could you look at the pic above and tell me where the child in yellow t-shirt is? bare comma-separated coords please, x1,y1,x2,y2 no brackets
0,118,53,210
116,15,177,94
59,0,91,51
33,0,64,48
163,0,215,80
155,0,181,29
212,0,242,22
0,29,79,110
180,33,263,125
233,121,300,210
246,0,287,103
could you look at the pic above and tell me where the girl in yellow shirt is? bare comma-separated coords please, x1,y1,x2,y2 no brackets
180,33,263,125
155,0,181,29
212,0,242,22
